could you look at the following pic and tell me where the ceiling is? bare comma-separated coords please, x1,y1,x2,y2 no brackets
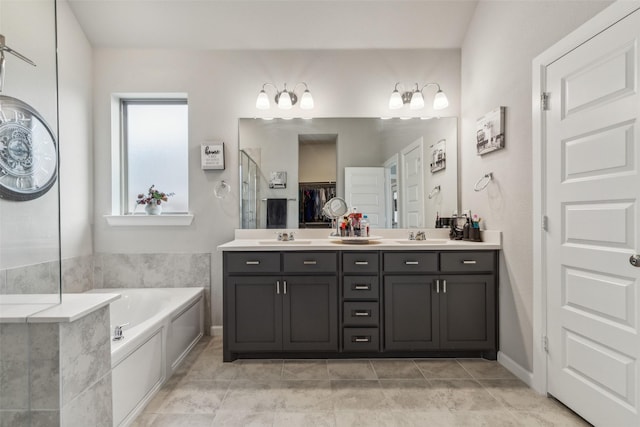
67,0,479,50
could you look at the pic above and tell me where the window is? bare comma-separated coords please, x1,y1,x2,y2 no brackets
122,100,188,214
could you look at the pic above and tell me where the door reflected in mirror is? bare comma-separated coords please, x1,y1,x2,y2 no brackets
238,117,458,229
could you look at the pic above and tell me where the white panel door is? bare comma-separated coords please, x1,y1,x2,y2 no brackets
344,167,386,228
545,10,640,426
401,138,424,228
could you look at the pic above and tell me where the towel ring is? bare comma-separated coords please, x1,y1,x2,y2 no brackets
474,173,493,192
213,180,231,199
428,185,441,199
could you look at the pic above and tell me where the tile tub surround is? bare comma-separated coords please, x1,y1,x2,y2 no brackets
133,336,589,427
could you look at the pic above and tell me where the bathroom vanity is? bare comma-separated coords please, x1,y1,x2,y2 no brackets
219,230,500,362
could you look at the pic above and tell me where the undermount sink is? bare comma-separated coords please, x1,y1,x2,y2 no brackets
257,240,312,244
394,239,449,245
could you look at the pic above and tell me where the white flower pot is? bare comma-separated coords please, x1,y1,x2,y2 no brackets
145,203,162,215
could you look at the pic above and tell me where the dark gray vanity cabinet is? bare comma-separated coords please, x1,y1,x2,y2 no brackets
224,252,338,360
382,251,497,355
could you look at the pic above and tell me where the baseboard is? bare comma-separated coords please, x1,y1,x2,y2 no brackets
210,325,223,337
498,351,534,388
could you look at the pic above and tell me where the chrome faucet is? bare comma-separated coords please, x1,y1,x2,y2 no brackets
409,231,415,240
113,323,129,341
276,231,295,241
415,231,426,240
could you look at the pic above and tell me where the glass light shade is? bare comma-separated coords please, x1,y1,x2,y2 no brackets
300,90,314,109
388,90,403,109
409,91,425,110
278,91,293,109
256,90,270,109
433,90,449,110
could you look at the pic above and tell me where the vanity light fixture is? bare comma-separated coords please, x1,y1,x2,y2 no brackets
388,82,449,111
256,82,314,110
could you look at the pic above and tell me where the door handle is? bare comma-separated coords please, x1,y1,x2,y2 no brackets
303,260,317,265
353,310,371,317
353,337,371,343
354,284,370,290
276,280,280,294
443,279,447,293
462,260,477,264
355,261,369,265
630,255,640,267
436,279,440,293
405,261,419,265
246,261,260,265
283,280,287,294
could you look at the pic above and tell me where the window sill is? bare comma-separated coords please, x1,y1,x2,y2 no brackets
104,214,194,227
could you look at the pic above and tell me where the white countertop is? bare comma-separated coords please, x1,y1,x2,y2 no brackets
0,293,121,324
218,229,501,251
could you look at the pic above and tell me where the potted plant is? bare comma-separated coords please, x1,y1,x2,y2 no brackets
136,185,174,215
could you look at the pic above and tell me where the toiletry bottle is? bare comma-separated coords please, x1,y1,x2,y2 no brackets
435,212,440,228
361,215,369,237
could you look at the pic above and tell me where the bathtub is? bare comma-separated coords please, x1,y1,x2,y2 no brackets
89,287,204,427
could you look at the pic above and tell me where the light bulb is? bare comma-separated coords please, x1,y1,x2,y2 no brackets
433,90,449,110
410,91,424,110
389,90,403,109
300,90,314,109
256,90,270,109
278,91,292,109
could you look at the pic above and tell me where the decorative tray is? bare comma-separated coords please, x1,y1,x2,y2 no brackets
329,235,382,244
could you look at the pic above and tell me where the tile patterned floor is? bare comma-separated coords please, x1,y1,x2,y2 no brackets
132,337,590,427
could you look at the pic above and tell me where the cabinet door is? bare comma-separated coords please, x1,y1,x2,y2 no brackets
226,276,282,352
383,275,438,351
439,274,495,350
282,275,338,352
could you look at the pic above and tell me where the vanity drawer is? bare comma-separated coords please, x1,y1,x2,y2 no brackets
440,251,495,273
343,276,379,300
383,252,438,273
343,302,379,326
342,252,379,274
283,252,337,273
343,328,379,352
225,252,281,274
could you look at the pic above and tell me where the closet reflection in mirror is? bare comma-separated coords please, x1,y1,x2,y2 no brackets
238,117,458,229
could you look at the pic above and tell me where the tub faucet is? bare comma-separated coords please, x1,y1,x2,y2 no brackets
113,323,129,341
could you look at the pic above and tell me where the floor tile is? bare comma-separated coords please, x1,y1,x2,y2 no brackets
327,360,376,380
212,410,274,426
379,379,440,410
149,414,215,427
331,380,391,411
457,359,516,380
130,413,157,427
221,379,285,412
414,359,472,379
274,411,336,426
370,359,423,379
234,360,284,381
514,410,591,426
480,379,568,412
428,379,503,411
187,354,238,381
282,360,330,380
277,380,334,412
158,379,229,414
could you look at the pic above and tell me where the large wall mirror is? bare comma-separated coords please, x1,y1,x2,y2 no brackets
238,117,458,229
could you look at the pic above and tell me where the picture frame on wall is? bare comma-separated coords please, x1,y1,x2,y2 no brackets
201,142,225,170
430,139,446,173
476,107,505,155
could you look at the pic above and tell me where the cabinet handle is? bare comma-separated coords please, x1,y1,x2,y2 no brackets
355,261,369,265
303,260,317,265
443,279,447,293
283,280,287,294
276,280,280,294
353,337,370,343
354,284,370,290
405,261,419,265
462,260,477,264
246,261,260,265
436,279,440,293
353,310,371,317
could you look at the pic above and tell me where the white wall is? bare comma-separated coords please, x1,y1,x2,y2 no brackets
58,0,94,260
92,49,461,325
460,0,612,373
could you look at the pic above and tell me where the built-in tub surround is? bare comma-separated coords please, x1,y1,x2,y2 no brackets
89,287,204,427
0,293,119,427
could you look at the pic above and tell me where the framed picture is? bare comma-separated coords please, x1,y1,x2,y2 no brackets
476,107,505,155
430,139,446,173
201,143,225,170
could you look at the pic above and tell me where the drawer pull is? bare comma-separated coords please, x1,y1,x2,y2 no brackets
354,284,370,290
354,261,369,265
246,261,260,265
353,337,371,343
353,310,371,317
405,261,419,265
462,260,477,264
303,260,317,265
